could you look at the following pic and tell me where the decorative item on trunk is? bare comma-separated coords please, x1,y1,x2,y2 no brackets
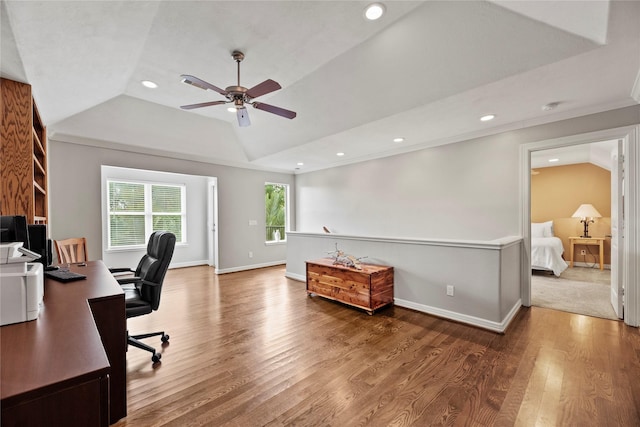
327,243,367,270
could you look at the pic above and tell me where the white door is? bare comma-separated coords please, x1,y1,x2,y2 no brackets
610,140,624,318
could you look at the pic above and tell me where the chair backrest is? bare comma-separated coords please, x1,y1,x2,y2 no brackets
135,231,176,311
54,237,88,264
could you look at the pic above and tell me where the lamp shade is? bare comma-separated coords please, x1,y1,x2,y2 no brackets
571,204,602,219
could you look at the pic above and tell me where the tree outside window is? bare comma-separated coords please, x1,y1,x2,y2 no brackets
265,183,288,242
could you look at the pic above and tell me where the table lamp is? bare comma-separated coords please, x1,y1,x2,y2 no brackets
571,204,602,238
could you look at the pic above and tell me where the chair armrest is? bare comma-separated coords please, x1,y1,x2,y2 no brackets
141,279,161,287
109,267,134,273
116,276,142,285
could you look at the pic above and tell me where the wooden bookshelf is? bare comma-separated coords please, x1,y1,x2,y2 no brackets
1,78,47,224
32,99,47,223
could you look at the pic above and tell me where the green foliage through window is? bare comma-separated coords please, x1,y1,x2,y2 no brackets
265,183,287,241
108,180,185,248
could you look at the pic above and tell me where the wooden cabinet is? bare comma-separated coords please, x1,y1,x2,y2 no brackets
1,78,47,224
306,258,394,314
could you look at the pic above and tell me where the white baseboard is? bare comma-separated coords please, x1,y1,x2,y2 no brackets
286,269,522,332
285,272,306,282
168,260,287,274
169,260,209,269
394,298,522,333
215,260,286,274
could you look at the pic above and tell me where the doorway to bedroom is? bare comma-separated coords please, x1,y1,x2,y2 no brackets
530,141,618,320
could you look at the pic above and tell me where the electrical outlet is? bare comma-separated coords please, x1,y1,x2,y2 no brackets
580,249,586,255
248,251,253,258
446,285,454,297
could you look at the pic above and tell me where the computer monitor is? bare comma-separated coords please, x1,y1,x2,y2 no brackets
27,224,52,267
0,215,30,248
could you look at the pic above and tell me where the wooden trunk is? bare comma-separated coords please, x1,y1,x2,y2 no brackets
306,258,394,314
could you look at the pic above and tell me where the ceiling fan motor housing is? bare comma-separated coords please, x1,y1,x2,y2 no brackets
226,86,249,107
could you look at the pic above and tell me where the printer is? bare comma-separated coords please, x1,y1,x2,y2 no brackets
0,242,44,326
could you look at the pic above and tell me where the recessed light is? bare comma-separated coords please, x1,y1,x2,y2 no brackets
297,162,304,166
364,3,385,20
480,114,495,122
141,80,158,89
227,107,237,113
549,158,559,163
337,152,345,157
393,137,405,143
542,102,559,111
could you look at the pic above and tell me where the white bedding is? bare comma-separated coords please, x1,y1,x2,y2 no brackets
531,236,568,276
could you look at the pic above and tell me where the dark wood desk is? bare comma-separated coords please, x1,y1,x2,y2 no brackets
1,261,127,426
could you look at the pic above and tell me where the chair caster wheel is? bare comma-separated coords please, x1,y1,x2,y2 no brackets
161,334,170,343
152,353,161,363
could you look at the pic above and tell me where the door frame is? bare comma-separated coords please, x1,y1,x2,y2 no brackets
207,178,219,269
610,140,624,318
520,125,640,326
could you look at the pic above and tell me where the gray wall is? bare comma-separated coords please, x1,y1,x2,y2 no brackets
287,232,522,331
295,106,640,241
47,105,639,274
48,139,295,271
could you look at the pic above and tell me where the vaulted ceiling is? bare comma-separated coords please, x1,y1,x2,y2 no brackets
2,1,639,173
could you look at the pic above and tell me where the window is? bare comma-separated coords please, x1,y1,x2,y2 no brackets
265,183,288,242
108,180,185,248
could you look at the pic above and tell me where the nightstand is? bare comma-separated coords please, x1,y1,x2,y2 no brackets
569,237,604,270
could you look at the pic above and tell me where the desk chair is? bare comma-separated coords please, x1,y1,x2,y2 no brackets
54,237,88,264
110,231,176,363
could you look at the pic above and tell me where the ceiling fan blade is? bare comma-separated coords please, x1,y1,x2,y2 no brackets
180,100,227,110
246,79,281,99
237,107,251,127
180,74,227,96
252,102,297,119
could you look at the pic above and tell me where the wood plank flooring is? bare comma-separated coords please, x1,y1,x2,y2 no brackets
114,265,640,426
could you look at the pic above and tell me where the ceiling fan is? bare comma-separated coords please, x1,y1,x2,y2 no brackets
180,51,296,127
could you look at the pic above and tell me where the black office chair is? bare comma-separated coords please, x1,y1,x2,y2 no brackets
110,231,176,363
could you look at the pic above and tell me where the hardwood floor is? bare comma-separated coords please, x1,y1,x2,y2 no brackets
114,265,640,426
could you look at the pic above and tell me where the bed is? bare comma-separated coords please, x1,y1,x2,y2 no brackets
531,221,568,276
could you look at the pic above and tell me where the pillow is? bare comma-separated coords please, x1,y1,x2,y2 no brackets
531,221,554,238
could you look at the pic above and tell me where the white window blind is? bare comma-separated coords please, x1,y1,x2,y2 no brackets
108,180,185,248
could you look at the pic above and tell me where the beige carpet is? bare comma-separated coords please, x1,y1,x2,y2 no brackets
531,267,618,320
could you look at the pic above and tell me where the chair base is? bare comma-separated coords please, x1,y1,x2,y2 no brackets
128,331,169,363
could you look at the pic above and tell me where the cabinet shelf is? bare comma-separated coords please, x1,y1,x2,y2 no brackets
33,181,46,195
33,154,46,175
32,127,45,155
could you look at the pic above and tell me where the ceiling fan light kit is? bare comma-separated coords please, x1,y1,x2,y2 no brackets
180,50,296,127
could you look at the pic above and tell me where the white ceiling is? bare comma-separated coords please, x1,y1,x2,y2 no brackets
531,140,618,171
2,0,639,173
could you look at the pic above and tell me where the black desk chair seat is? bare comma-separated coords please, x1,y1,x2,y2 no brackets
110,231,175,363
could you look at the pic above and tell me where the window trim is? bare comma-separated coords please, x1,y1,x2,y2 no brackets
107,179,186,250
264,182,289,244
